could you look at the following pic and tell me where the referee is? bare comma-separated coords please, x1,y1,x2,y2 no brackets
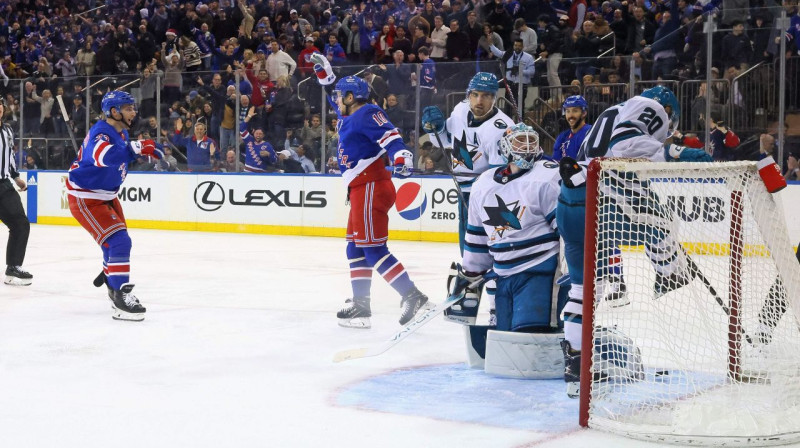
0,97,32,286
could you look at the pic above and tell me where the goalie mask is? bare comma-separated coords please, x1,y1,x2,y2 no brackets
500,123,542,170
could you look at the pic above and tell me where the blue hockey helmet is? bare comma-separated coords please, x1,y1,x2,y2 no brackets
101,90,136,117
640,85,680,127
562,95,588,113
467,72,499,95
334,75,369,101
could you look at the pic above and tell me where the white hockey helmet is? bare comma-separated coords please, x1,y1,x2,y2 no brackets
500,123,542,170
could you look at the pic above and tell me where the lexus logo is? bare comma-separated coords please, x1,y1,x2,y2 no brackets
194,181,225,211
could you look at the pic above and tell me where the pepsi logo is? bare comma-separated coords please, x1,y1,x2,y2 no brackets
395,182,427,220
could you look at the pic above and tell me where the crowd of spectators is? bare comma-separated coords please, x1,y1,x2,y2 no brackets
0,0,798,172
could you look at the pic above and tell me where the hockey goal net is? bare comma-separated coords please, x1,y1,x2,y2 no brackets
580,159,800,446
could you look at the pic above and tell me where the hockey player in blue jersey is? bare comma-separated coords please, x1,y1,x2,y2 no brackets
421,72,514,326
556,86,712,397
309,53,430,328
460,123,562,333
551,95,591,162
66,90,164,321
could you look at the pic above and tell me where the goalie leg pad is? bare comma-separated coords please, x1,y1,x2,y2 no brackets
592,326,644,381
462,325,493,368
495,256,558,332
484,330,565,379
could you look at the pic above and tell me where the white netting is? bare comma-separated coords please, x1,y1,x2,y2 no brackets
586,160,800,446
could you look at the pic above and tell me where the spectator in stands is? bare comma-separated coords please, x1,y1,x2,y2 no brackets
569,0,589,33
22,82,40,135
266,40,297,82
69,95,86,137
573,20,600,80
479,23,504,58
446,19,471,61
431,16,450,60
298,114,324,161
162,43,184,106
490,38,535,114
390,26,413,61
165,117,219,172
721,20,753,71
380,50,414,108
643,0,680,80
486,3,514,48
784,155,799,181
220,149,242,173
624,3,656,55
324,34,347,65
464,11,482,57
514,18,537,57
410,25,429,61
298,36,321,76
75,41,95,76
155,146,179,172
363,68,389,108
139,65,160,120
294,144,318,173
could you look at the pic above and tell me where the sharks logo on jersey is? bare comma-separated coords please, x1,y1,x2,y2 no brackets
452,130,481,170
483,194,525,240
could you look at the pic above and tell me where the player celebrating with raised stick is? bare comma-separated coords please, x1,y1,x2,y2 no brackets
66,91,164,321
309,53,430,329
420,72,514,326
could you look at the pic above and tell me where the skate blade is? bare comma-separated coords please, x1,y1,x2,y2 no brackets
112,308,145,322
338,317,371,329
4,276,32,286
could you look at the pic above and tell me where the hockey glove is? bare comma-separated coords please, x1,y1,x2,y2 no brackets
392,149,414,177
444,262,485,325
559,156,586,188
664,143,712,162
130,139,164,159
421,106,445,134
309,52,336,86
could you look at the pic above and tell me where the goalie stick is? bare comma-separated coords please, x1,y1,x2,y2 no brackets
333,269,496,363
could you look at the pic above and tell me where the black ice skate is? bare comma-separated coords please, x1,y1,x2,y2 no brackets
653,270,693,298
561,340,581,399
4,265,32,286
108,283,146,321
337,296,371,329
399,287,430,325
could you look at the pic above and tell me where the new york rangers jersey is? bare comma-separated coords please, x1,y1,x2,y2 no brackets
241,129,277,172
337,103,406,186
439,101,514,193
552,123,591,161
463,161,561,277
67,120,137,200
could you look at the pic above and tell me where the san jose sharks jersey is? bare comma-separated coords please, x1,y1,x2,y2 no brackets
606,96,670,161
463,160,561,277
67,120,137,200
438,100,514,193
337,103,407,187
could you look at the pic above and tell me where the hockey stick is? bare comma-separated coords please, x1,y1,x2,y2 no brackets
384,166,481,177
55,95,79,153
115,78,141,91
333,270,496,363
684,254,753,344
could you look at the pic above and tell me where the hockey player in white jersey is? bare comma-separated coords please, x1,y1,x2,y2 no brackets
421,72,515,325
458,123,562,335
556,86,713,397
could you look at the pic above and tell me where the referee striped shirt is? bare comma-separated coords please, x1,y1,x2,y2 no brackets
0,123,19,181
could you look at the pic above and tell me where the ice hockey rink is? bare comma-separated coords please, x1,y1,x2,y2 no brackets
1,224,795,448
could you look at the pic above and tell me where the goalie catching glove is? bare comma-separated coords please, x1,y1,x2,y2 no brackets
444,262,487,325
392,149,414,177
309,52,336,86
130,139,164,159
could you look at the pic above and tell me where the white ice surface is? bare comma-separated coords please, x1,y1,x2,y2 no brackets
1,225,789,448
